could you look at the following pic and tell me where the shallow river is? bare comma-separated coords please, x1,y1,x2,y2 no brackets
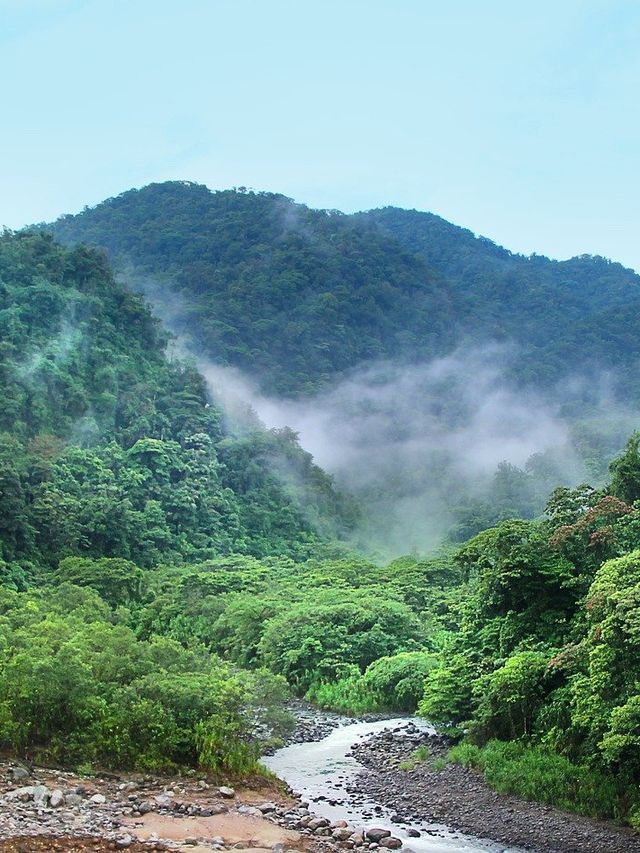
263,718,522,853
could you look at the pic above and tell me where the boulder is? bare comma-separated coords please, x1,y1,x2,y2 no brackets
49,789,65,808
32,785,50,807
9,766,31,782
333,827,353,841
366,829,391,843
219,785,235,798
379,838,402,850
4,786,35,802
90,793,107,805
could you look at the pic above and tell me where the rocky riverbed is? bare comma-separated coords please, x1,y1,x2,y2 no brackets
349,723,640,853
0,755,405,853
4,715,640,853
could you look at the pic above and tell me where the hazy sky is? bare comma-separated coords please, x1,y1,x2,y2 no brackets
2,0,639,269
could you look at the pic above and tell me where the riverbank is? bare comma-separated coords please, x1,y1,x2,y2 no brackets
350,724,640,853
0,759,305,852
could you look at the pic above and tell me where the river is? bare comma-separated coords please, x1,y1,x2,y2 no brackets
262,717,523,853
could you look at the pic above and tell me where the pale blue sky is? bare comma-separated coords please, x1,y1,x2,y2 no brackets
2,0,639,269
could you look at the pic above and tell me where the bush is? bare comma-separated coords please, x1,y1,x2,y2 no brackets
449,740,627,821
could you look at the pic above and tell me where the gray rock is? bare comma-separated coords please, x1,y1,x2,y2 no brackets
115,835,134,849
333,827,353,841
66,793,84,807
379,838,402,850
9,766,31,782
153,793,174,808
49,789,65,808
237,805,262,816
366,829,391,843
4,786,35,802
90,793,107,805
308,817,330,830
259,802,277,813
219,785,235,798
32,784,50,806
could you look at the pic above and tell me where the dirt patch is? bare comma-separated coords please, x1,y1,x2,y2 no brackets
0,838,166,852
125,812,302,846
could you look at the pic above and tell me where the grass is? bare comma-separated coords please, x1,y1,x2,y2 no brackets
448,740,625,822
399,744,430,770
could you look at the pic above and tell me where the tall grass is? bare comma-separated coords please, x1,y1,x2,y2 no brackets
449,740,626,821
305,677,383,715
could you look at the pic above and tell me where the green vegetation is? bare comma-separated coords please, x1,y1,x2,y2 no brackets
3,213,640,832
448,741,620,820
399,744,430,770
417,434,640,824
46,182,640,402
46,183,452,397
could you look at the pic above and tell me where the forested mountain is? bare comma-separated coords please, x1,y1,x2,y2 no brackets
47,182,454,396
46,181,640,400
0,230,351,583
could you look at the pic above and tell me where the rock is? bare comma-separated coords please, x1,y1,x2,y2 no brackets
66,793,84,806
272,845,285,853
115,835,134,849
9,766,31,782
308,817,331,830
4,786,35,802
154,794,174,808
334,820,349,828
366,829,392,843
379,839,402,850
333,827,353,841
90,793,107,804
49,789,65,808
259,802,277,813
184,840,198,847
237,805,262,816
219,785,235,798
406,829,420,838
32,784,50,806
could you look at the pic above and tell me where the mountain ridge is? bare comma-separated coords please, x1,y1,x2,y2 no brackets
43,181,640,401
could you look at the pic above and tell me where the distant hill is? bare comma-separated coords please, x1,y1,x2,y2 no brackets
45,181,640,400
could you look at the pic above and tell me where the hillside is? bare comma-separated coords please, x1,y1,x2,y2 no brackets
47,182,455,396
46,182,640,400
0,230,351,581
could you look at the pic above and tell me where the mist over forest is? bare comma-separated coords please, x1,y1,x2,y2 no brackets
3,179,640,834
45,181,640,555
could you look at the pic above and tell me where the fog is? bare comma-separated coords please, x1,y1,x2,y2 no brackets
126,273,636,557
198,346,631,556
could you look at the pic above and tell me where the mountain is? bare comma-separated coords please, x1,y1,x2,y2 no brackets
45,181,640,400
0,230,351,583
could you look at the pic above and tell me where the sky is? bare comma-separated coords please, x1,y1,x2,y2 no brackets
1,0,639,270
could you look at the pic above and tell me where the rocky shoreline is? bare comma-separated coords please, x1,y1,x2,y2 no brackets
349,723,640,853
4,713,640,853
0,755,404,853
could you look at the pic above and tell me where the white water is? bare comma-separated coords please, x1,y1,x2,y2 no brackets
263,718,522,853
